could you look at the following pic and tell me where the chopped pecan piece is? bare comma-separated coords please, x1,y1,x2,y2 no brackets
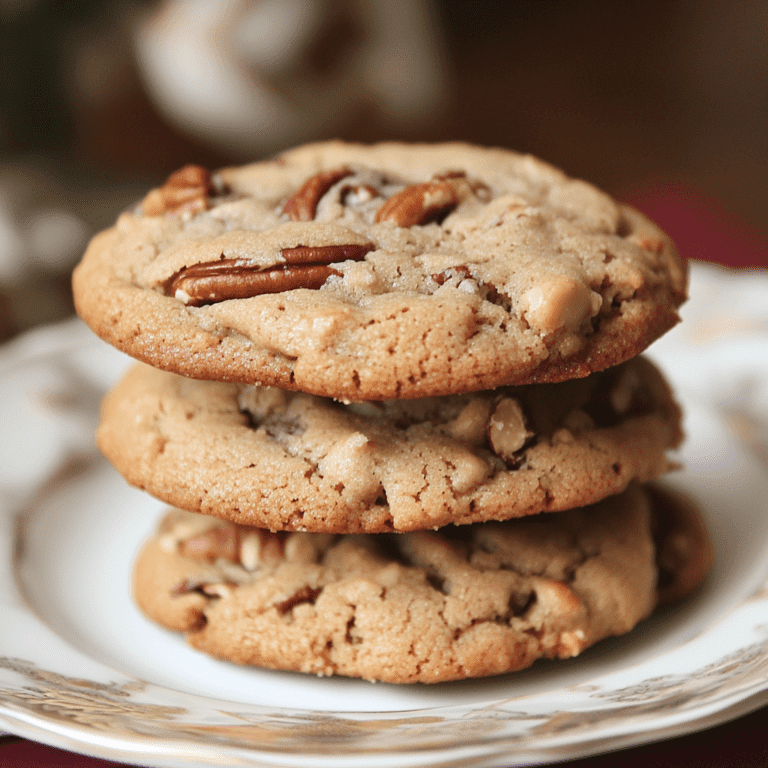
432,265,472,286
165,242,373,305
274,585,323,614
433,170,492,201
168,164,215,190
340,184,379,206
432,265,502,304
375,181,459,227
639,237,664,254
488,397,532,462
239,529,285,571
283,167,353,221
171,577,236,598
432,170,467,181
178,524,239,562
171,577,208,597
142,165,219,216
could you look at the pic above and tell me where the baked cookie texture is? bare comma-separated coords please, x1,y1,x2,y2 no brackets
73,141,686,400
98,356,682,532
71,140,708,684
133,483,711,684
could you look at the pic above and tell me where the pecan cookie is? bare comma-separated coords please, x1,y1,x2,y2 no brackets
98,355,682,532
133,483,711,683
73,141,686,400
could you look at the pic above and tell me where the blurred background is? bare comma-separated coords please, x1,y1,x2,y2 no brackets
0,0,765,343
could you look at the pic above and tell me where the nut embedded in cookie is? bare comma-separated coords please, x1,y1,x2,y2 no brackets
164,243,374,306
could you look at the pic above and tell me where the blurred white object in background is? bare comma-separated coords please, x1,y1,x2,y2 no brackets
0,167,91,339
133,0,448,155
0,176,89,285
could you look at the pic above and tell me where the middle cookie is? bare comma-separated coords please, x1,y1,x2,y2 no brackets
98,356,682,533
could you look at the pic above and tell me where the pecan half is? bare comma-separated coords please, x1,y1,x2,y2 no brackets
171,264,338,305
165,242,374,305
283,167,353,221
374,181,458,227
280,243,373,266
142,165,218,216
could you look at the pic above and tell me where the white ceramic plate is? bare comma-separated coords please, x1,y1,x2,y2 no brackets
1,262,768,768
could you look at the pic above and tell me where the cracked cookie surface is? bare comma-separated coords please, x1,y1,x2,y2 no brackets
132,483,710,683
99,356,682,532
73,141,686,400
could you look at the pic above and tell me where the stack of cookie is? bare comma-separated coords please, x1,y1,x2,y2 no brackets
72,142,711,683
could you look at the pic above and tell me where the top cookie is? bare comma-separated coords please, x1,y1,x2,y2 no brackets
73,142,686,400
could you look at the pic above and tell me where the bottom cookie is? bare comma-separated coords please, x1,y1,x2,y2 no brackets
133,484,712,684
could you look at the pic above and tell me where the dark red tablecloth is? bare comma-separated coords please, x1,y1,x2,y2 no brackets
3,182,767,767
